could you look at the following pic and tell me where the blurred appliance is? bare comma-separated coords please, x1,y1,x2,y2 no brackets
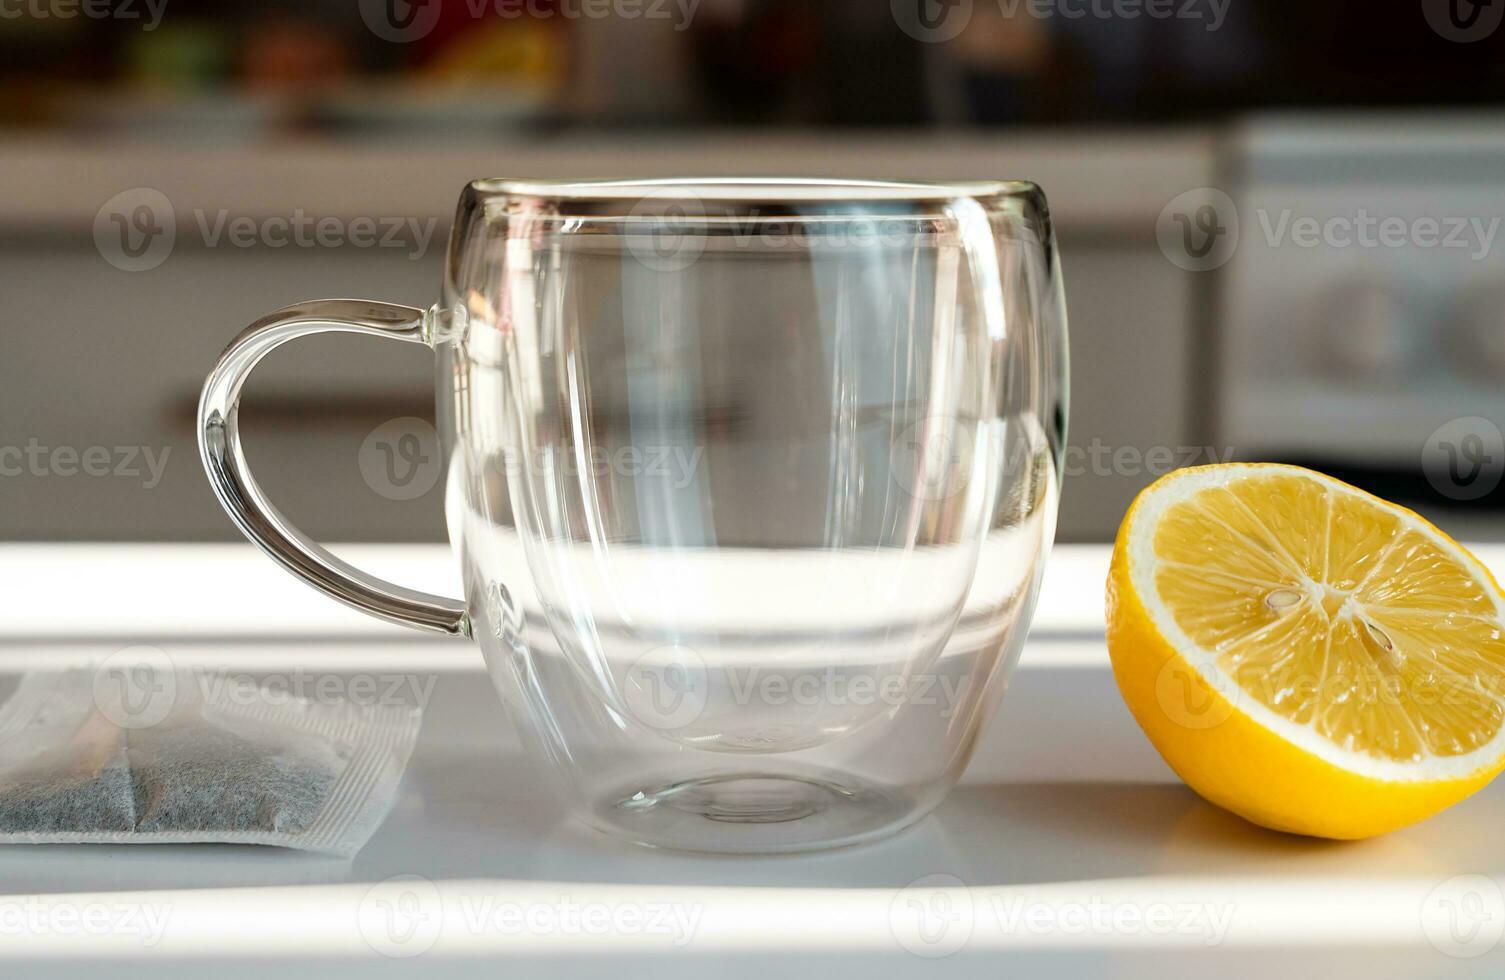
1214,115,1505,514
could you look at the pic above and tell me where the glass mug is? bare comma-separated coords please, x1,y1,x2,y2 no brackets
199,178,1067,853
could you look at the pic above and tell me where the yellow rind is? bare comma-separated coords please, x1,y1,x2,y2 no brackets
1106,463,1505,839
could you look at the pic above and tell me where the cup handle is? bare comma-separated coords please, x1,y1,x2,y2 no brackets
198,299,469,637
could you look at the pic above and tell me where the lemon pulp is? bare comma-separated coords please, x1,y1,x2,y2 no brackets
1110,464,1505,837
1150,470,1505,765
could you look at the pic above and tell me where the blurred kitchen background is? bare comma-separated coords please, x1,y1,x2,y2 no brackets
2,0,1503,542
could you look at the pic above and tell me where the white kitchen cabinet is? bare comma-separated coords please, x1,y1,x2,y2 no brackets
0,132,1212,541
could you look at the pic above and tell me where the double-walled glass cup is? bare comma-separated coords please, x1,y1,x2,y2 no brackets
199,178,1068,853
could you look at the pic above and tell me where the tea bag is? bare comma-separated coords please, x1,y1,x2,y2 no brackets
128,716,346,835
0,668,422,856
0,719,135,833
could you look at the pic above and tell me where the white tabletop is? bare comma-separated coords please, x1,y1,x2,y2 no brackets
0,543,1502,977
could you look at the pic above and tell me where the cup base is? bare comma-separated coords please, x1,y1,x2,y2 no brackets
587,771,931,854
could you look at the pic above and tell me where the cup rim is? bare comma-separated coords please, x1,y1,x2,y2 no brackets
468,176,1040,204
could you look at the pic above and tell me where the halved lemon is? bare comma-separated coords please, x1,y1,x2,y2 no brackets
1107,463,1505,838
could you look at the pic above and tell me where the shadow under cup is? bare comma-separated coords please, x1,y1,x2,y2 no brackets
440,178,1068,852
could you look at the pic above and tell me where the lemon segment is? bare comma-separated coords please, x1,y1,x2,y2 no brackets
1107,463,1505,838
